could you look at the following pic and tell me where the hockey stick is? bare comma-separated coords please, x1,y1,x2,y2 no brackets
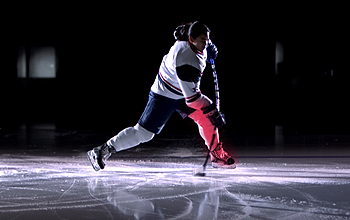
210,58,221,112
192,127,217,176
193,58,220,176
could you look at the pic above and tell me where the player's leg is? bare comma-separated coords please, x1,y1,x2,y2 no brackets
87,91,183,171
107,123,155,152
176,101,220,149
188,110,219,148
88,124,154,171
188,110,235,168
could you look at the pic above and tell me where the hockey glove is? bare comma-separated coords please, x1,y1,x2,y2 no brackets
201,103,226,127
206,40,218,62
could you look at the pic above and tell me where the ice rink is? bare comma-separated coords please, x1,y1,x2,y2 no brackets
1,127,350,220
4,8,350,219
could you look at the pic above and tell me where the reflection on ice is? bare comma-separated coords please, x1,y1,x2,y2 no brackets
107,191,155,220
0,155,350,219
88,175,222,220
197,191,219,220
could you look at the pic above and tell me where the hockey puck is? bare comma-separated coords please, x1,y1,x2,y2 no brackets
194,172,206,177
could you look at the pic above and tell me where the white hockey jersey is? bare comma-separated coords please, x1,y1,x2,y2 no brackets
151,41,207,103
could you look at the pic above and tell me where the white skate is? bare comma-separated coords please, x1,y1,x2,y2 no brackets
87,143,115,171
210,142,236,169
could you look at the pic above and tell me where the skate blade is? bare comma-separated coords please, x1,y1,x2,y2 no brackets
87,150,101,171
212,162,236,169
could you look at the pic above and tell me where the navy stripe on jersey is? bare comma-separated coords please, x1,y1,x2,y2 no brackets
176,65,202,83
186,92,201,103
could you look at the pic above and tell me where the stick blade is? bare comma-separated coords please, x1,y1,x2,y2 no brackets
193,167,206,176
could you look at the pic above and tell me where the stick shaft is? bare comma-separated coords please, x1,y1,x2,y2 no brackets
210,58,220,112
198,55,222,172
201,59,220,170
202,127,217,169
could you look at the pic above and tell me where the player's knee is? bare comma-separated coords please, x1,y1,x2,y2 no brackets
134,123,155,143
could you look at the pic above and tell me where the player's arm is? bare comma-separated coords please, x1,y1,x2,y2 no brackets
176,65,212,110
177,64,225,127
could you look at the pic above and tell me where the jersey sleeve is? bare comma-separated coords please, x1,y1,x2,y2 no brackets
176,65,202,103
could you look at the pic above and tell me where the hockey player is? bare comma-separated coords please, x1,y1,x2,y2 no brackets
87,21,235,171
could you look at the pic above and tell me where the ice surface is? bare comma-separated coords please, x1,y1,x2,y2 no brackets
1,128,350,219
1,154,349,220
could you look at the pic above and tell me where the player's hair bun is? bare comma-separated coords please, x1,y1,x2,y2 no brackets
173,23,192,41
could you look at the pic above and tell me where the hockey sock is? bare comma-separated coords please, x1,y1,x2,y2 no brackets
107,123,155,152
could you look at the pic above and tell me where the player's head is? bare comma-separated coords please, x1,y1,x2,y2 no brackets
174,21,210,52
189,21,210,52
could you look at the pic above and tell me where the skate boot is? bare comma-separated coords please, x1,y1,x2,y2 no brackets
87,143,116,171
210,142,236,169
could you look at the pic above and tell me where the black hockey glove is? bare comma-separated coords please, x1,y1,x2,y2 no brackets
201,103,226,128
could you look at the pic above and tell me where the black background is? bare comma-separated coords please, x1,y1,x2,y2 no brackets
2,4,349,136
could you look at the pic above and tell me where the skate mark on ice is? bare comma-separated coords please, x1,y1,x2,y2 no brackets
86,178,116,220
223,187,252,218
167,196,193,220
57,179,76,200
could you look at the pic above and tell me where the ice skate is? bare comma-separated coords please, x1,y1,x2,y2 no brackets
210,142,236,169
87,143,116,171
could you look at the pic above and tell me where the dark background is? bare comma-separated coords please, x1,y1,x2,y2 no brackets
1,4,349,138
